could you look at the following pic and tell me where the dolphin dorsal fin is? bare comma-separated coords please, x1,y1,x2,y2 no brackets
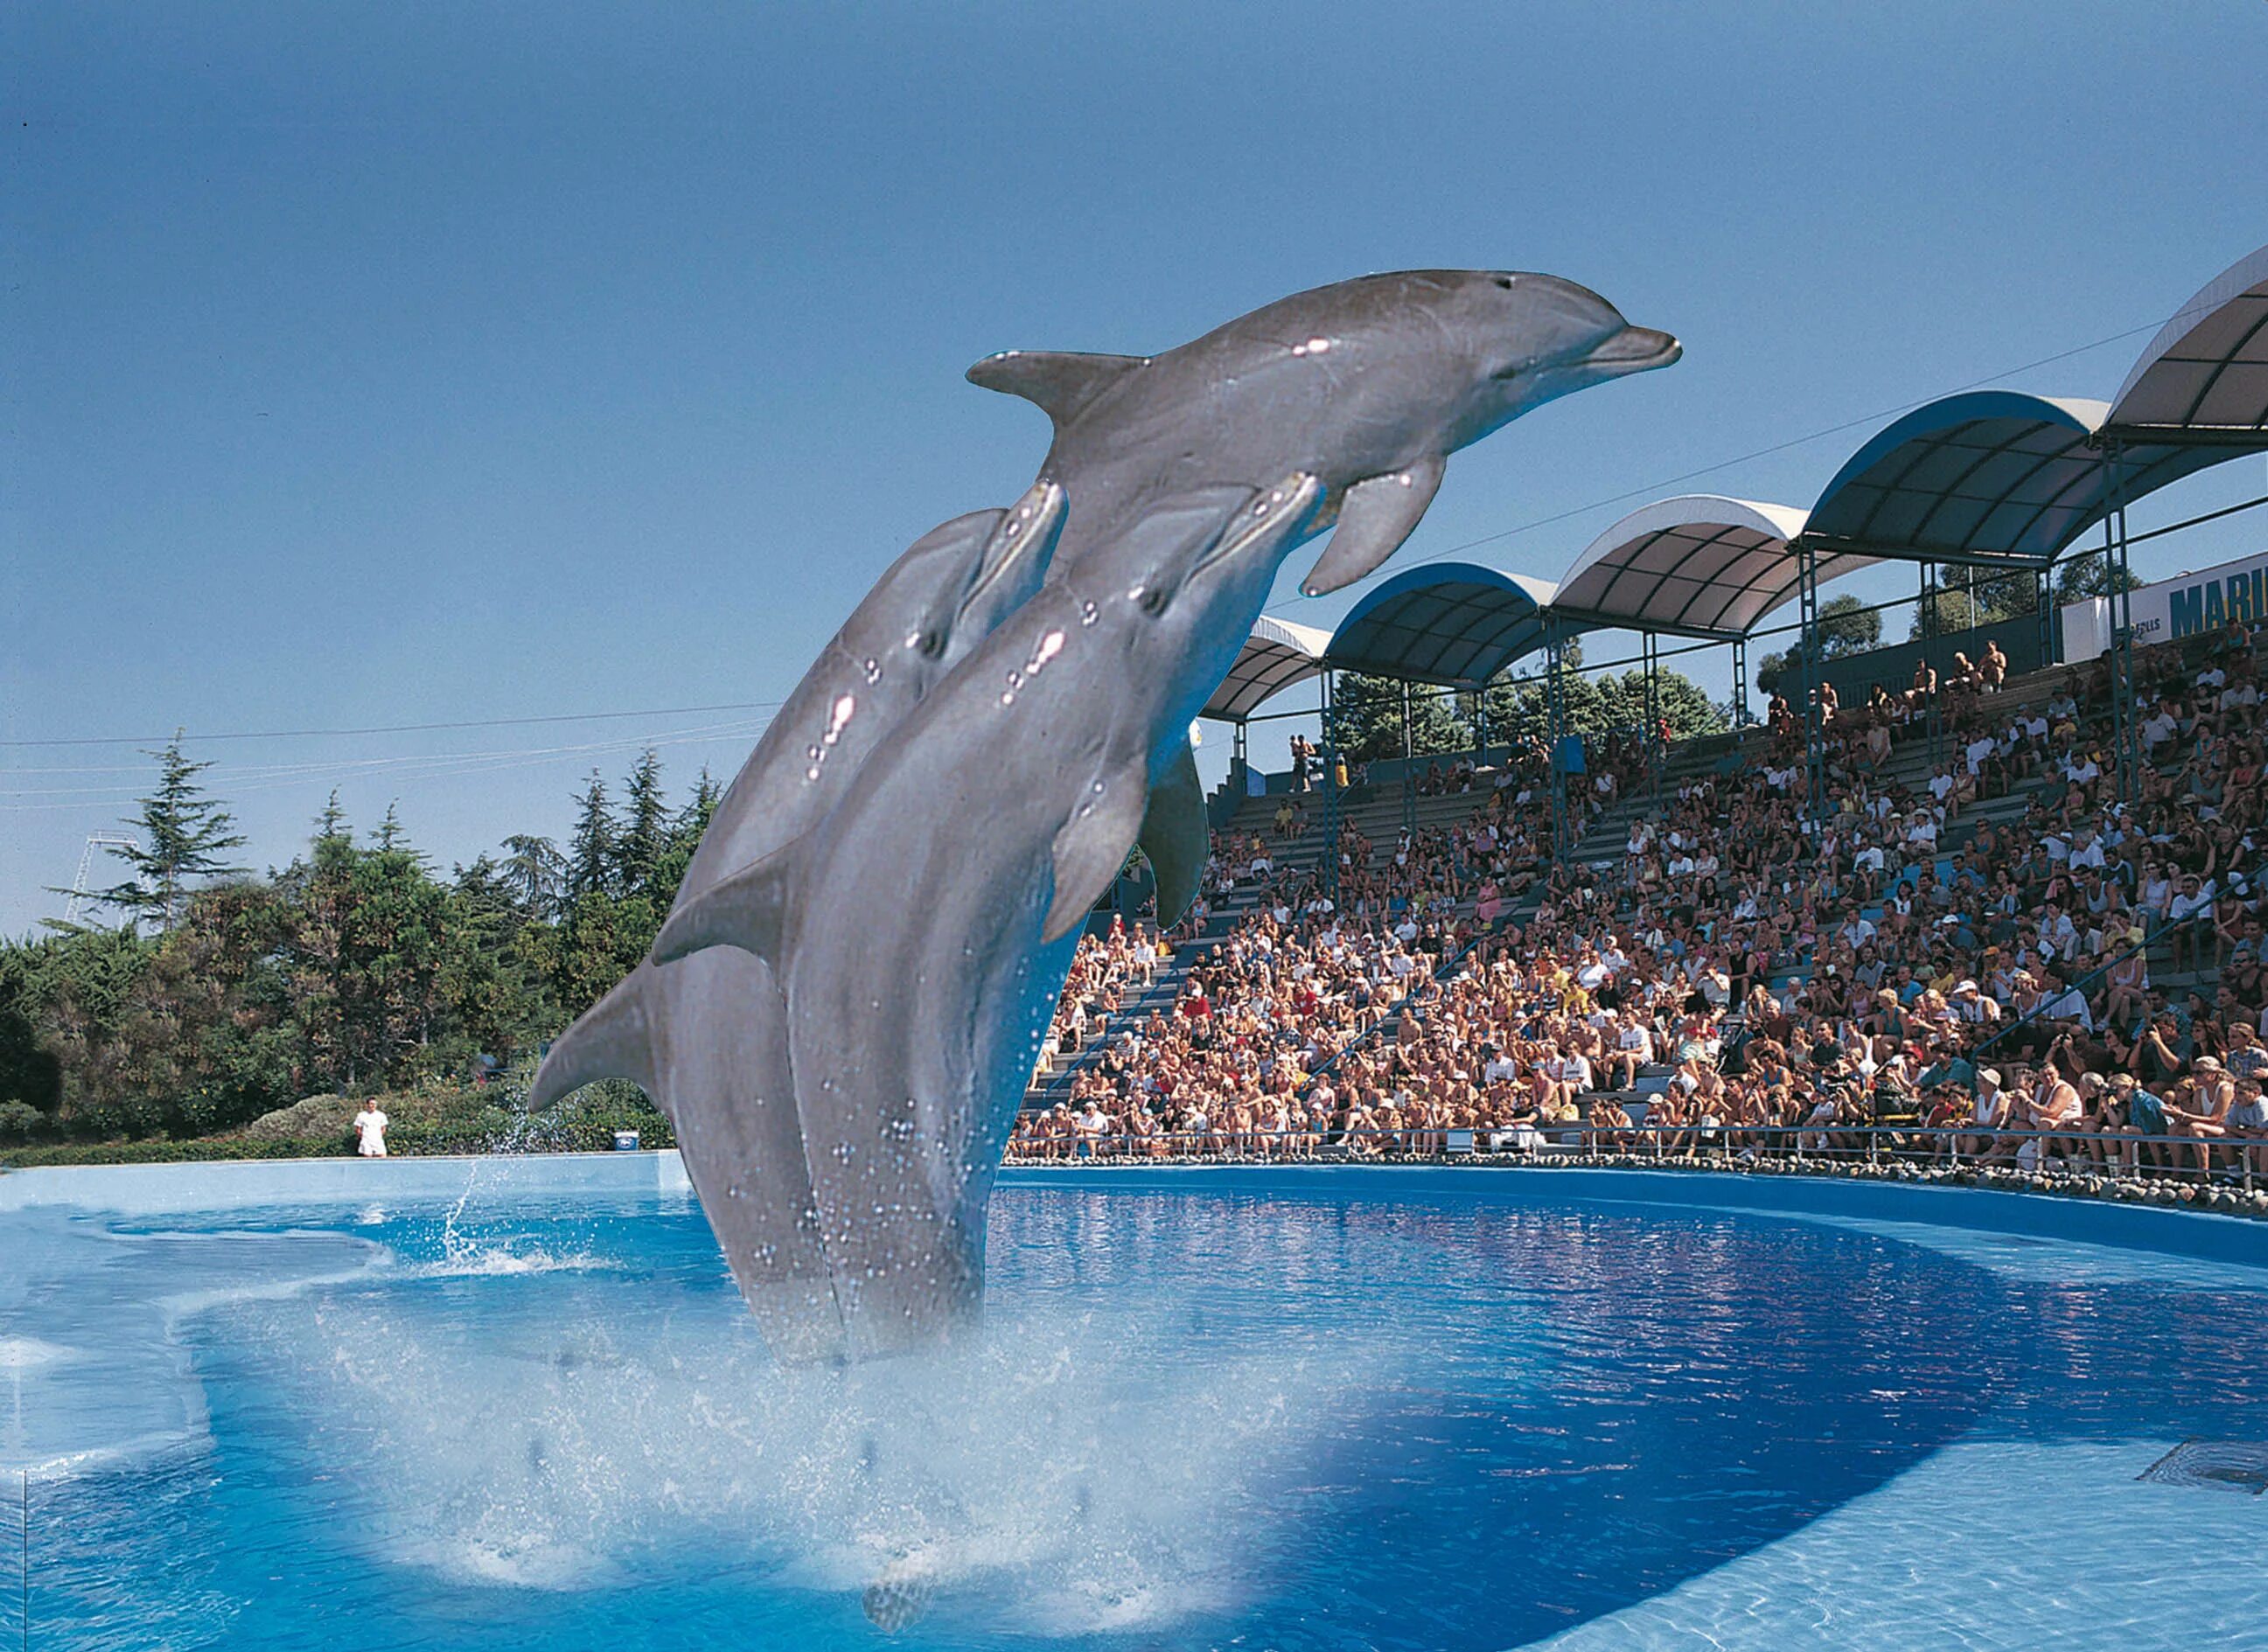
652,845,799,968
967,350,1148,431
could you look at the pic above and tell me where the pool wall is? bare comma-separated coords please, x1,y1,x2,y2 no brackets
4,1154,2265,1271
0,1150,693,1215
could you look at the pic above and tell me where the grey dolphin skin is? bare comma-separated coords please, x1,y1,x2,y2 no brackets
529,482,1064,1363
653,268,1677,1358
656,475,1329,1358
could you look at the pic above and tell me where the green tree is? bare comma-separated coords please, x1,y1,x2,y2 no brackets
94,735,249,931
1755,594,1880,691
615,749,669,894
500,834,567,919
1326,673,1469,763
2053,549,2145,604
566,770,617,901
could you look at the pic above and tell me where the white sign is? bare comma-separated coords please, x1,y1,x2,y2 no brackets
2061,542,2268,663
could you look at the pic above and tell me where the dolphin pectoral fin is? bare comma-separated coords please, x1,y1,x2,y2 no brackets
530,968,658,1113
652,849,798,966
1300,455,1446,596
1138,740,1209,928
1043,765,1149,944
966,350,1148,430
969,479,1067,603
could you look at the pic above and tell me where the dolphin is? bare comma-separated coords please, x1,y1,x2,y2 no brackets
653,269,1678,1356
654,474,1329,1357
527,482,1064,1363
964,268,1679,907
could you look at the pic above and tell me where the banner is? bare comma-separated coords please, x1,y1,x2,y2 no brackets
2061,543,2268,663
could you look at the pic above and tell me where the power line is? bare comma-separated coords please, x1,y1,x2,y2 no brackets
0,699,786,751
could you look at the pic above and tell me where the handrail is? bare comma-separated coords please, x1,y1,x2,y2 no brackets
1007,1120,2265,1190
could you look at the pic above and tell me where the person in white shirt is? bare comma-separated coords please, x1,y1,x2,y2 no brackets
353,1103,389,1159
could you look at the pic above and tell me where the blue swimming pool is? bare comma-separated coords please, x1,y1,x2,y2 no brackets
3,1160,2265,1650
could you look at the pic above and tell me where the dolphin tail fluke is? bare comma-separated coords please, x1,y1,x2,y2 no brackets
1301,455,1446,596
652,847,797,966
1138,740,1209,929
530,967,659,1113
966,350,1148,431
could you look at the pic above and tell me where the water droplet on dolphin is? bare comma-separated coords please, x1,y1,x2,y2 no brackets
825,694,856,743
862,657,881,683
1080,602,1099,626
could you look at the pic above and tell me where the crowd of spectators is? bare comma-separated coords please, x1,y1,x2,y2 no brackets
1012,616,2268,1188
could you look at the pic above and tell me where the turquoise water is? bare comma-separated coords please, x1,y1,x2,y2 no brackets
3,1164,2266,1649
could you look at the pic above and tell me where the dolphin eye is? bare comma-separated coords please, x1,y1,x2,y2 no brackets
1136,585,1169,618
1493,275,1517,290
908,628,947,659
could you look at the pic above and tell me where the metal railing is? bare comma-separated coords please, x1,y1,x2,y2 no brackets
1007,1119,2266,1190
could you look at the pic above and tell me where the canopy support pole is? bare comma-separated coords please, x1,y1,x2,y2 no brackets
1798,539,1824,833
2107,442,2139,805
1730,636,1749,728
1547,620,1569,865
1643,630,1663,809
1399,680,1417,841
1319,672,1340,904
1921,562,1944,773
2035,567,2056,667
1475,692,1490,772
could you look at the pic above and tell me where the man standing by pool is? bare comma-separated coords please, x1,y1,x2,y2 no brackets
352,1099,389,1158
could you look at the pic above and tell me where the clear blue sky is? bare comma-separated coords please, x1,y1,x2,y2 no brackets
5,2,2266,937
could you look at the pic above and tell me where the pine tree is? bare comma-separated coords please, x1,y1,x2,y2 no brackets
566,771,617,901
98,735,249,931
615,749,668,895
499,834,567,919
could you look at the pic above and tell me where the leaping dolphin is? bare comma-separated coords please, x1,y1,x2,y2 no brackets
965,268,1678,907
528,483,1064,1363
968,268,1680,598
655,475,1329,1358
654,269,1678,1356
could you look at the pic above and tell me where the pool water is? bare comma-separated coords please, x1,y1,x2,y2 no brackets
4,1164,2265,1649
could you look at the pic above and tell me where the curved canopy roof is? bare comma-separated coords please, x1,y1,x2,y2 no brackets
1803,391,2124,567
2109,241,2268,443
1552,495,1861,638
1324,562,1563,688
1201,615,1332,721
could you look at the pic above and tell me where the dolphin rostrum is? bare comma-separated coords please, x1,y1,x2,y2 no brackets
655,269,1678,1356
655,474,1329,1358
966,268,1679,908
528,482,1064,1363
